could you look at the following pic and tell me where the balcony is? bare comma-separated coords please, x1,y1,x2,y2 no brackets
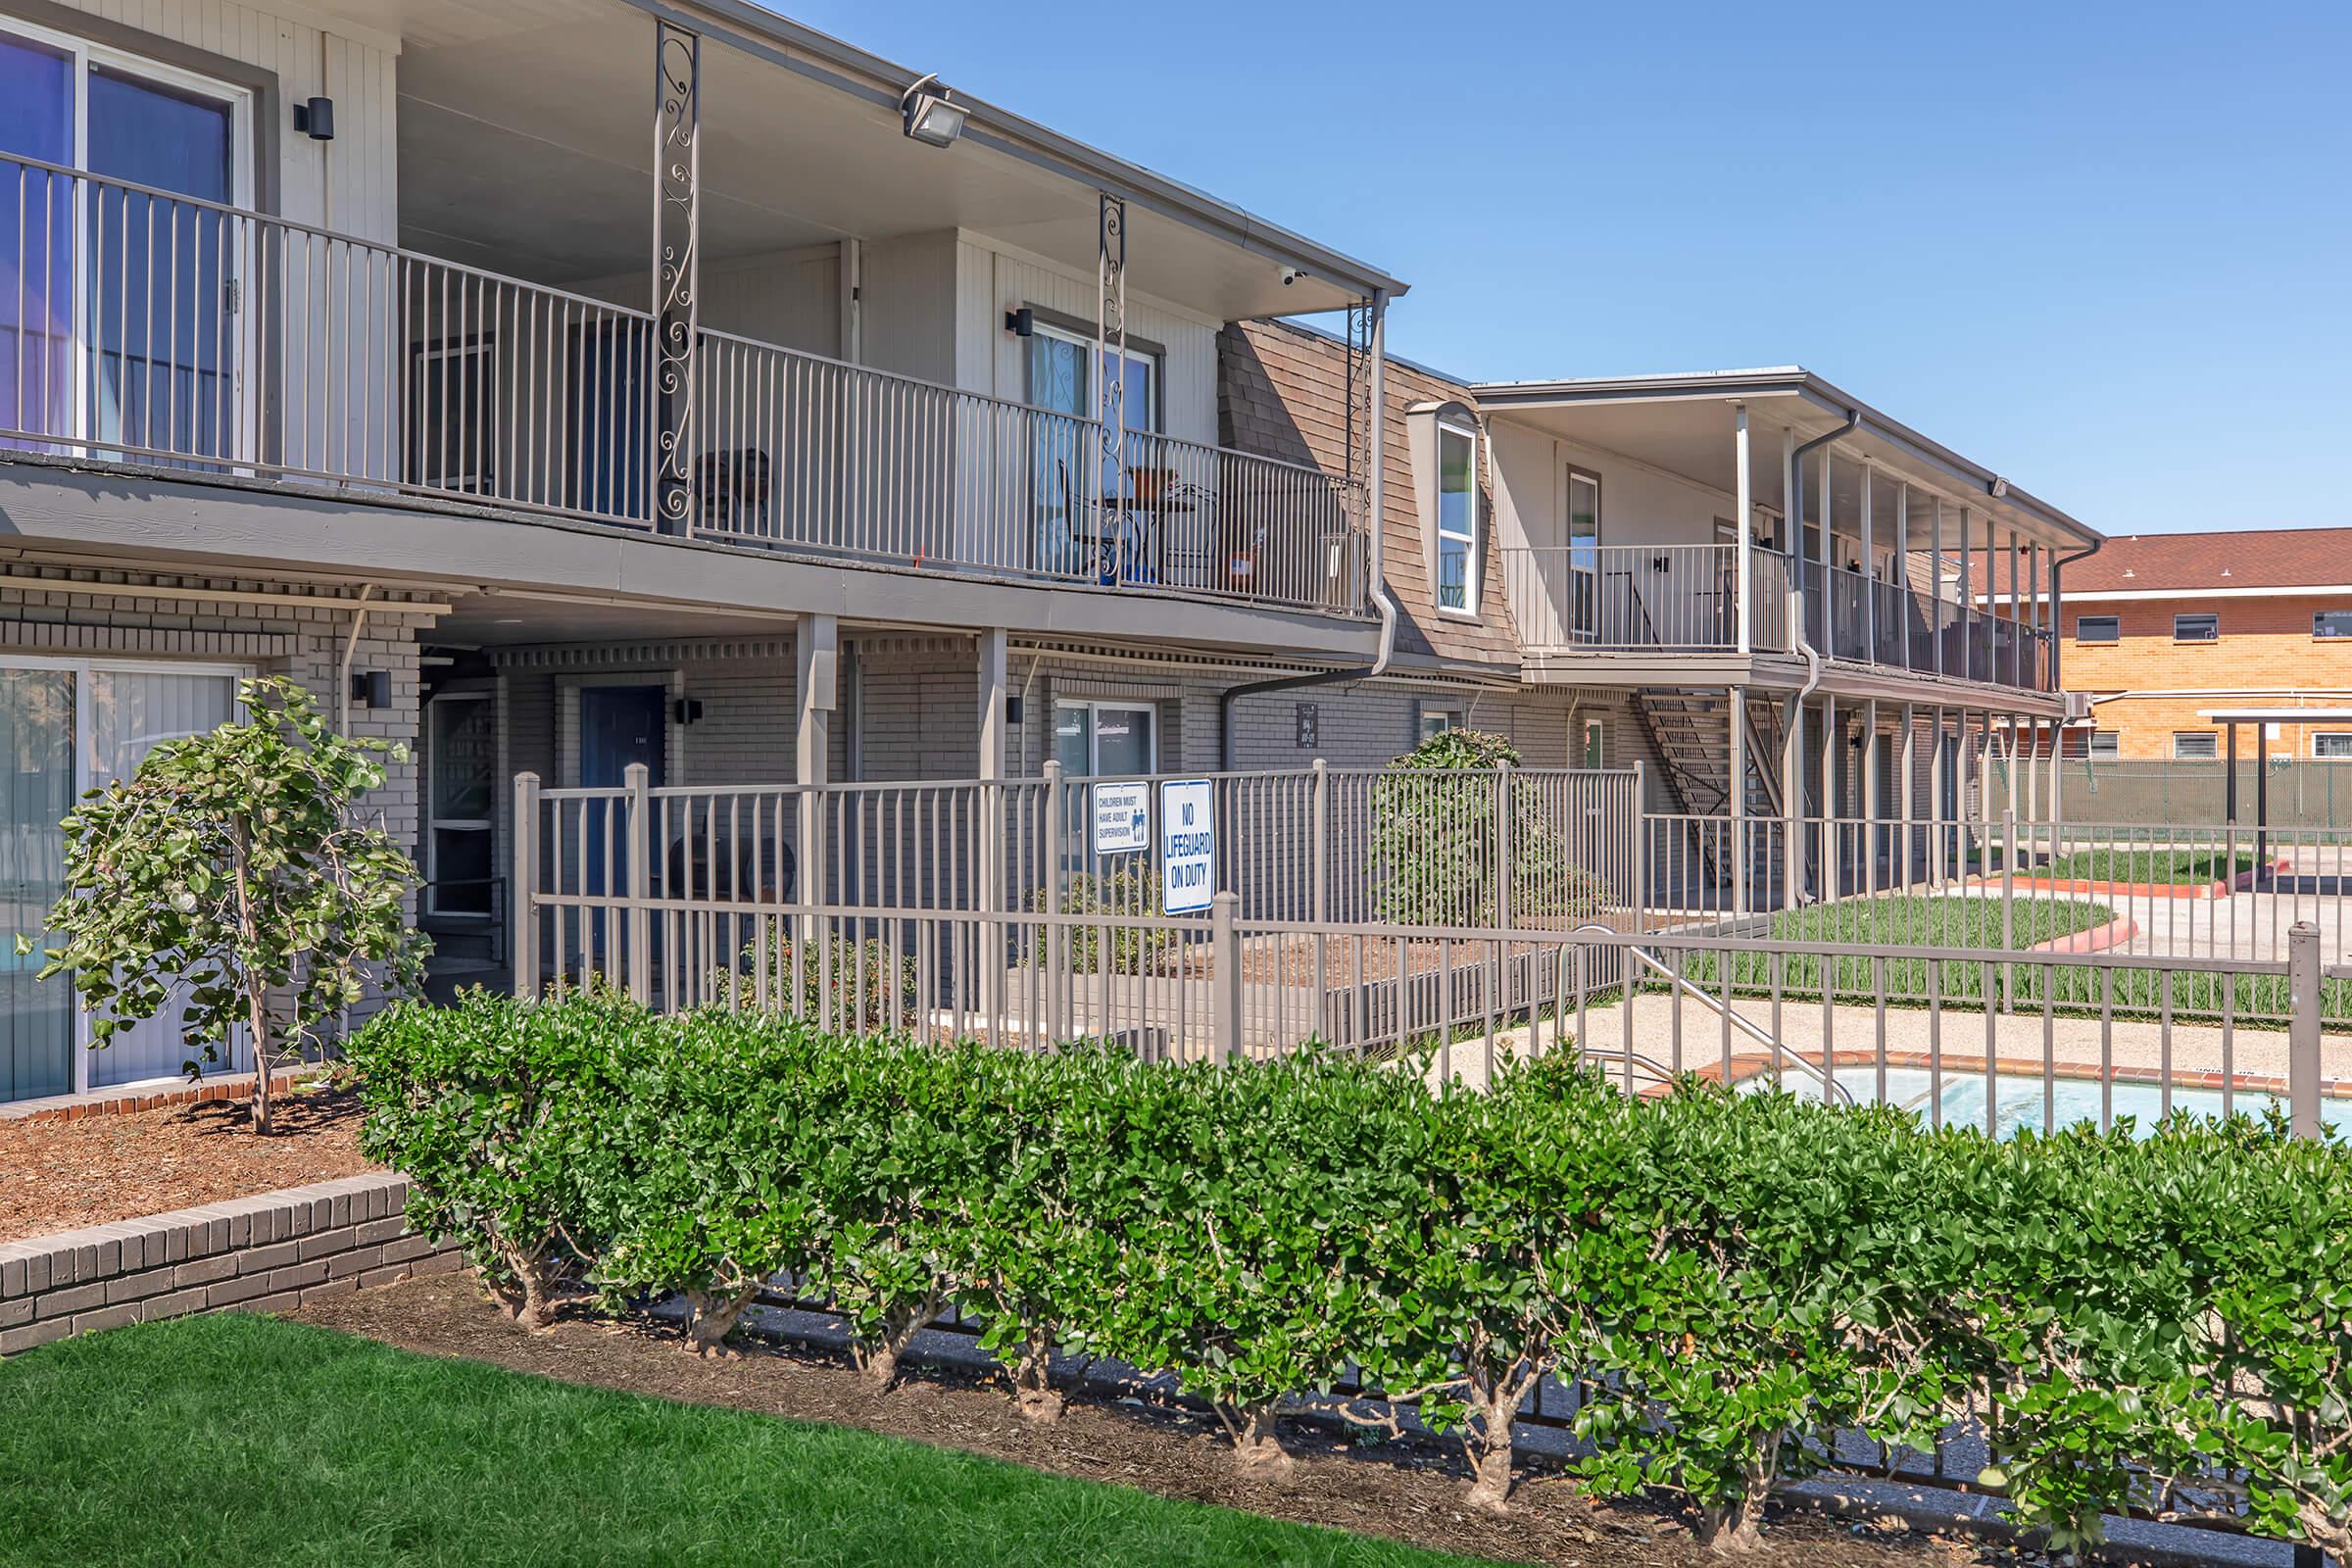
0,154,1369,618
1502,541,2052,690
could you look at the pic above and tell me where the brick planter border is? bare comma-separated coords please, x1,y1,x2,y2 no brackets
0,1173,460,1356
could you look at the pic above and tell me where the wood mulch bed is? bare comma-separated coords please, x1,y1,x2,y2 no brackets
293,1273,1980,1568
0,1082,375,1243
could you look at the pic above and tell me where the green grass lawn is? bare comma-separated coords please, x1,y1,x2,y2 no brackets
2001,847,2259,884
0,1313,1494,1568
1756,894,2116,950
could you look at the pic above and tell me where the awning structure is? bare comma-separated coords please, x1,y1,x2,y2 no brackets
2196,709,2352,848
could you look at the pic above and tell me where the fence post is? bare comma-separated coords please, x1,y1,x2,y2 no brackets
623,762,652,1005
1310,759,1329,924
2001,801,2017,1012
513,771,540,1000
1494,760,1514,930
1632,760,1648,934
2290,920,2323,1141
1043,760,1064,1041
1211,890,1243,1065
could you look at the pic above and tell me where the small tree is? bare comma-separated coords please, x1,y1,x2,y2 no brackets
27,676,427,1134
1369,728,1594,925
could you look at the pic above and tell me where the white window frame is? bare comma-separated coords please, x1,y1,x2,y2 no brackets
2075,614,2120,644
0,15,258,459
2085,730,2120,760
1435,420,1480,619
1415,703,1465,744
2315,733,2352,760
1029,318,1160,431
2174,612,2219,643
1053,699,1158,776
2173,731,2219,760
1580,716,1606,769
424,691,496,918
0,653,248,1095
2316,611,2352,640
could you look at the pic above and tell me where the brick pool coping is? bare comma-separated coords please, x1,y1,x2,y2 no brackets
1693,1047,2352,1102
0,1172,460,1356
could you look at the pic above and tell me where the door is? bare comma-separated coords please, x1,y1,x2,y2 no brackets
1567,469,1601,642
1027,320,1155,578
0,661,238,1102
579,686,664,965
568,320,651,522
0,19,250,462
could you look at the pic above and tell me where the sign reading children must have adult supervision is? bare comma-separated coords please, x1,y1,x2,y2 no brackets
1091,781,1149,855
1157,778,1214,915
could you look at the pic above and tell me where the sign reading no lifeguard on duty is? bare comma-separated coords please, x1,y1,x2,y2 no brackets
1158,779,1214,915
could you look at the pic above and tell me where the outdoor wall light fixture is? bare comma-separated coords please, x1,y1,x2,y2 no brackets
674,698,705,727
349,669,390,710
1004,307,1035,337
899,73,966,148
292,96,335,141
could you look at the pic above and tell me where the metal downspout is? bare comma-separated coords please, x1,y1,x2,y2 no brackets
1788,408,1858,704
2048,538,2103,694
336,583,378,736
1219,291,1396,768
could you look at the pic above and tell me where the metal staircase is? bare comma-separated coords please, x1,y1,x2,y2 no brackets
1629,690,1787,909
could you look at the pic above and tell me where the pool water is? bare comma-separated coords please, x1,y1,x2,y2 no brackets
1767,1066,2352,1139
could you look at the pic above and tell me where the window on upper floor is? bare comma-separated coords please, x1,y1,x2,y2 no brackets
1435,423,1479,616
2076,614,2120,643
2175,612,2219,642
2316,734,2352,760
2173,731,2219,760
2316,611,2352,639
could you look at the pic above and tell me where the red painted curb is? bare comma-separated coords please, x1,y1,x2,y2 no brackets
2028,914,2139,956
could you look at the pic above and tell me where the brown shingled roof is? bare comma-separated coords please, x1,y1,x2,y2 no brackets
1972,525,2352,598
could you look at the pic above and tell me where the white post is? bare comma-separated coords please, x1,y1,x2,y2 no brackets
1862,697,1880,897
976,626,1008,1034
1734,404,1753,654
1898,704,1916,888
1729,687,1749,916
513,771,541,999
1860,462,1877,662
1783,428,1799,651
1822,693,1839,901
624,760,652,1004
797,612,838,961
1820,445,1837,657
1896,482,1912,668
1932,496,1946,677
1781,692,1803,911
1929,705,1948,882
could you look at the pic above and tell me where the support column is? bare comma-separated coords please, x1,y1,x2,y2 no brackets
1929,705,1948,881
1729,687,1748,914
1781,691,1803,911
976,627,1009,1031
1783,429,1799,651
1932,497,1946,678
1096,194,1129,563
1822,694,1840,901
1895,483,1911,669
1734,405,1753,654
796,613,838,938
1898,703,1917,888
1860,464,1877,663
1820,446,1836,657
1862,698,1880,897
651,20,701,533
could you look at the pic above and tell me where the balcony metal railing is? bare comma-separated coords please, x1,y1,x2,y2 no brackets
1501,541,2052,690
0,153,1367,617
1501,543,1791,654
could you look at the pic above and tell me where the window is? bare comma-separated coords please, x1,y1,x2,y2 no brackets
1566,469,1601,638
2173,732,2219,760
2076,615,2120,643
0,19,254,460
426,694,496,915
1416,704,1463,744
1580,717,1605,769
2316,612,2352,639
1435,423,1478,615
2316,734,2352,760
1054,701,1156,777
413,339,497,494
2175,612,2219,642
1026,319,1159,571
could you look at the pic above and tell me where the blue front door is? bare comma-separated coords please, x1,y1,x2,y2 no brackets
580,687,664,960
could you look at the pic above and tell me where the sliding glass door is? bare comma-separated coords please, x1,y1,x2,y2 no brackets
0,660,241,1102
0,17,251,462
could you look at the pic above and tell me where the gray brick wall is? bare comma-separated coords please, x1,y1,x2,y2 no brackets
0,1173,460,1356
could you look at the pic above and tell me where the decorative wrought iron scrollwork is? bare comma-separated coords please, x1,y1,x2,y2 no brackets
653,22,700,531
1096,193,1127,497
1342,295,1375,525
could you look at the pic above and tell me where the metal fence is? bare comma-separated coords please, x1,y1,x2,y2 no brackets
513,761,2352,1139
1987,760,2352,830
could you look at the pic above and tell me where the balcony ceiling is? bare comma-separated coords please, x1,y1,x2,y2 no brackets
1476,378,2097,553
348,0,1362,319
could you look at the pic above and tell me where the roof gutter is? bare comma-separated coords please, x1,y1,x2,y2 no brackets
1220,292,1397,766
2048,537,2102,692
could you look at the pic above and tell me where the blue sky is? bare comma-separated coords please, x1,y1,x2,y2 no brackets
784,1,2348,537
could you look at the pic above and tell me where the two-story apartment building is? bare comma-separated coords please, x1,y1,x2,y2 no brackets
0,0,2097,1106
2038,527,2352,761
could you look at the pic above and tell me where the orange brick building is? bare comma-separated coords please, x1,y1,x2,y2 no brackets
2047,527,2352,761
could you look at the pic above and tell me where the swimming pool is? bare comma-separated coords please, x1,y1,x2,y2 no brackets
1763,1065,2352,1139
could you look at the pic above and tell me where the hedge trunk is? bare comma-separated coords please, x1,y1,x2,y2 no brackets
1012,1325,1065,1424
1227,1401,1294,1482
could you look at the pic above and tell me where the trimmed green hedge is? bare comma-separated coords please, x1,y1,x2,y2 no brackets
350,995,2352,1556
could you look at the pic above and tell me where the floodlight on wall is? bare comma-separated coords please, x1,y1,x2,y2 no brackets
292,96,335,140
899,73,966,148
